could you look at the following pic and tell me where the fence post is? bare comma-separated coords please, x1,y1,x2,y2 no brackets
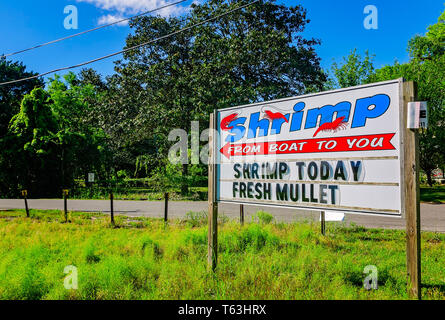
22,190,29,218
164,192,169,222
110,191,115,226
63,189,69,222
321,211,326,235
240,204,244,225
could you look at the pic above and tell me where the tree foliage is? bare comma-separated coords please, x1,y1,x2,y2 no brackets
0,74,107,197
0,58,43,138
330,49,375,88
114,0,326,192
2,88,60,196
330,10,445,186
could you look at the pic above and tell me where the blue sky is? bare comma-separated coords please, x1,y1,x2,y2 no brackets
0,0,443,81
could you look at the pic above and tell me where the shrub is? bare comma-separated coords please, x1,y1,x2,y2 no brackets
254,211,274,224
183,211,207,228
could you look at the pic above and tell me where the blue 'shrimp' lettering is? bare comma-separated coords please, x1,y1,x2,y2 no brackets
224,94,391,143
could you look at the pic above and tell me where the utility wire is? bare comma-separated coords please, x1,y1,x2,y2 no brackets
0,0,259,87
0,0,188,59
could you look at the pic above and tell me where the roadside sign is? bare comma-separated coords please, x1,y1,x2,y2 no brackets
209,79,422,298
407,101,428,129
88,173,95,183
215,79,404,217
320,211,345,222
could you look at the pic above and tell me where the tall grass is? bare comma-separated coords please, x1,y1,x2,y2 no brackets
0,209,443,300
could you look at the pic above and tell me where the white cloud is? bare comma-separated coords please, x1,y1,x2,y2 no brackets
77,0,188,21
78,0,190,27
97,14,129,26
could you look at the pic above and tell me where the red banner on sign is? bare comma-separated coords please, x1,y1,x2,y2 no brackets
220,133,396,159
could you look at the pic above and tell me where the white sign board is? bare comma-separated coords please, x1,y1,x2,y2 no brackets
88,173,95,183
320,211,345,222
215,79,404,217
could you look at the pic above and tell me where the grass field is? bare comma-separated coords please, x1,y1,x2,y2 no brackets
420,185,445,204
0,209,444,300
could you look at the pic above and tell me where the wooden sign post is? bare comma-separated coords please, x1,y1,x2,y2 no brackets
403,81,421,299
208,112,218,271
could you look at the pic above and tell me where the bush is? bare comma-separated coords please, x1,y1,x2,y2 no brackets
183,211,207,228
254,211,274,224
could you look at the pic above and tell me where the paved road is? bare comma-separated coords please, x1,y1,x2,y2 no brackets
0,199,444,232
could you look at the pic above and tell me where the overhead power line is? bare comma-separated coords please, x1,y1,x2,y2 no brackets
0,0,259,87
0,0,188,59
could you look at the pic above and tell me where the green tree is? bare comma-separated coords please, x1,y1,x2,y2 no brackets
188,0,326,108
47,74,108,186
2,88,61,196
409,10,445,186
330,49,375,88
0,58,43,138
371,11,444,186
0,59,44,195
118,13,193,190
117,0,326,192
73,68,108,92
85,72,161,181
1,73,108,197
408,10,444,61
332,10,444,186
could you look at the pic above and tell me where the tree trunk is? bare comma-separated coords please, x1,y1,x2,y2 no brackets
181,163,188,195
426,170,433,187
